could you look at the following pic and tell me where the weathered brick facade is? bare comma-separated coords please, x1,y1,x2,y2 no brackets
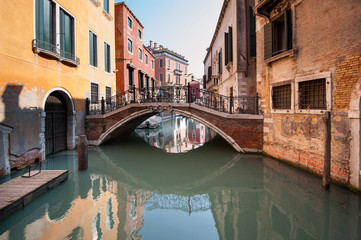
255,0,361,189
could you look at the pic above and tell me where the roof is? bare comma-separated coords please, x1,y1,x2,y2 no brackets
204,0,230,62
153,47,189,63
115,2,144,29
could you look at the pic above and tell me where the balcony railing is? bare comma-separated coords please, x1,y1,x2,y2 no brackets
86,85,260,115
32,39,80,67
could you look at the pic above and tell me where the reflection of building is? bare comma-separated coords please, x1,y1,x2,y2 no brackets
0,0,116,175
135,115,216,153
147,42,189,86
114,2,156,93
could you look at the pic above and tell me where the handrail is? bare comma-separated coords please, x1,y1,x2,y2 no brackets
86,85,260,115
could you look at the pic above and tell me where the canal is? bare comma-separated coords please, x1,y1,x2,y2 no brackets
0,115,360,239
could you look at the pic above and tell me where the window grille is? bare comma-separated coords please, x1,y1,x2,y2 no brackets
91,83,99,103
299,79,326,109
272,84,291,109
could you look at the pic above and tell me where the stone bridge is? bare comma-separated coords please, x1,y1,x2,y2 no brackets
85,102,263,152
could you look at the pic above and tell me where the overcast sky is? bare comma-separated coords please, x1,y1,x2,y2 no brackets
114,0,224,78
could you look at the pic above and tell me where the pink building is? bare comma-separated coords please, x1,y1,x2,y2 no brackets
147,43,189,87
115,2,156,94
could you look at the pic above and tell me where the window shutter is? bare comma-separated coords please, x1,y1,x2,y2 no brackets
89,31,93,65
249,6,256,57
264,22,272,60
286,9,293,50
225,32,229,65
94,34,98,67
228,26,233,62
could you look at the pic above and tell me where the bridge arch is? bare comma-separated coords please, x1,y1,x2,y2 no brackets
95,106,244,152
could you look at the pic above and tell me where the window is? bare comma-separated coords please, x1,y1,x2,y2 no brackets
139,48,143,61
299,79,326,109
176,76,180,84
159,73,164,82
36,0,55,52
91,83,99,103
104,42,110,73
89,30,98,67
185,66,187,74
159,59,163,68
175,63,180,70
106,86,111,104
138,29,142,39
151,60,154,69
127,16,132,29
218,49,222,74
127,38,133,53
272,84,291,109
36,0,76,62
224,26,233,66
264,9,292,59
128,67,134,87
103,0,109,13
167,59,170,69
139,71,144,89
145,54,148,65
168,74,171,82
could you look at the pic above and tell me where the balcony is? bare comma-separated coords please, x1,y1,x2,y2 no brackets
32,39,80,67
174,69,182,76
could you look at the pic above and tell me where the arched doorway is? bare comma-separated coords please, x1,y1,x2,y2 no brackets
45,92,68,155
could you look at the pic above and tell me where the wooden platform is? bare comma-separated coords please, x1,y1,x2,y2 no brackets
0,170,68,221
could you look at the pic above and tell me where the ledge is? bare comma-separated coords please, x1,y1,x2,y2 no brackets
102,9,113,21
265,49,297,66
90,0,100,7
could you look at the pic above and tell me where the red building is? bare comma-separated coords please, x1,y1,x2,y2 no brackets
114,2,156,94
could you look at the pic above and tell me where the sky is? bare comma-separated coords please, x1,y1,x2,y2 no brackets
114,0,224,78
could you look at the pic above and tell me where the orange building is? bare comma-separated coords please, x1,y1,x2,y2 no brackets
0,0,116,176
114,2,156,94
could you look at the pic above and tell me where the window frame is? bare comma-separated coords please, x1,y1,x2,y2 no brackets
89,29,98,68
103,0,109,14
138,48,143,61
295,72,332,114
159,73,164,82
159,59,163,68
138,29,142,39
105,86,111,104
127,16,133,30
271,81,293,113
145,54,148,65
91,82,99,104
151,60,154,69
127,38,133,54
104,41,111,73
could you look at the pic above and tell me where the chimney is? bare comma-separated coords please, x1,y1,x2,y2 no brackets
159,45,163,50
154,42,158,49
149,40,153,48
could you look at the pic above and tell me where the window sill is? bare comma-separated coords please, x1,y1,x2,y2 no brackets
265,49,298,66
271,109,294,114
89,65,99,70
90,0,100,7
226,62,233,72
295,109,329,115
102,9,113,21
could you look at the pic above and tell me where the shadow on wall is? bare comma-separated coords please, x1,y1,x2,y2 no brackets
0,84,88,176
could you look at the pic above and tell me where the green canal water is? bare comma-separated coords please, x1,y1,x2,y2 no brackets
0,116,360,240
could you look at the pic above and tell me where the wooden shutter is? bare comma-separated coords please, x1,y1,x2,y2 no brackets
249,6,256,57
225,32,229,65
229,26,233,62
264,22,272,60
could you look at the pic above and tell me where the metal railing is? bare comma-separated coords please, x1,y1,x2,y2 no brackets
86,85,259,115
32,39,80,66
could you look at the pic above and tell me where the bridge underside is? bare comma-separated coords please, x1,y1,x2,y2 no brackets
85,103,263,152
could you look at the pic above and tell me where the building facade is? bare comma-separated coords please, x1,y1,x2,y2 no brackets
204,0,257,97
255,0,361,189
0,0,116,176
147,43,189,87
114,2,156,94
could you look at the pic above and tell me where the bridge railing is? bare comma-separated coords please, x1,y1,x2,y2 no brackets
86,85,259,115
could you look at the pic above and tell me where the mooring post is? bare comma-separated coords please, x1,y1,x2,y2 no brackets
323,111,331,188
77,135,88,170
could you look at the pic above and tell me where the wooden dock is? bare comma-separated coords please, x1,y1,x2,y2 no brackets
0,170,68,221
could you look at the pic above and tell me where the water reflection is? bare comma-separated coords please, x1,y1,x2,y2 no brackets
0,134,360,240
135,114,217,153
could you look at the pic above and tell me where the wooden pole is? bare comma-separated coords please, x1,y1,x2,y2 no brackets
323,111,331,188
77,135,88,170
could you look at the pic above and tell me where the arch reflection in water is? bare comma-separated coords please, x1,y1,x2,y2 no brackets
135,114,217,153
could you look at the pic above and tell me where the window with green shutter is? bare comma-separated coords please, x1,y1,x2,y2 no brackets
36,0,55,52
60,9,74,60
104,42,110,72
89,31,98,67
224,26,233,66
218,49,222,74
249,6,256,57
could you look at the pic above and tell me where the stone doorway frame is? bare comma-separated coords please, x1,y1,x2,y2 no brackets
41,88,76,159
